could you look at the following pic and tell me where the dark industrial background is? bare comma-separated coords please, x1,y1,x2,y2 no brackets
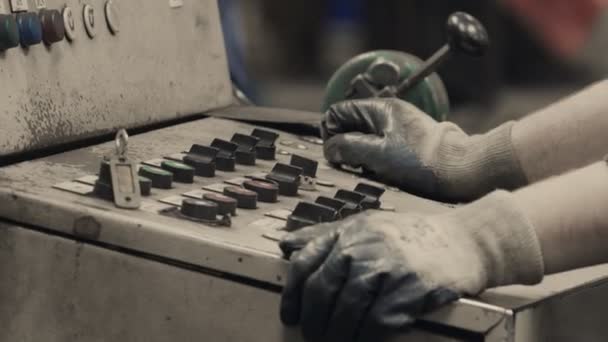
219,0,608,133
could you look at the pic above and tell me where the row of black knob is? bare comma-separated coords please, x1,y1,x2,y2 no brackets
285,183,386,231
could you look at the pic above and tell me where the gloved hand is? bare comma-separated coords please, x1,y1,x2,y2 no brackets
322,99,528,201
280,191,544,342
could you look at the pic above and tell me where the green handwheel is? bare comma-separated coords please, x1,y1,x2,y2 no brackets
322,50,450,122
322,12,490,122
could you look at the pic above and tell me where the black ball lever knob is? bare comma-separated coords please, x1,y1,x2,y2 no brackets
396,12,489,96
446,12,489,57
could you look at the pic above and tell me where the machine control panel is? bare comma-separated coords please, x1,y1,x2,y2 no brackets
0,115,448,287
0,0,232,157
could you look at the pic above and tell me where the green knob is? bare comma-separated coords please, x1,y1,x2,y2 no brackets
0,14,20,51
138,166,173,189
161,160,195,184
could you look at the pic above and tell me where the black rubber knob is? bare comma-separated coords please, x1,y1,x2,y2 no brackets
183,153,216,178
98,159,112,183
39,9,65,45
0,14,20,50
138,166,173,189
446,12,489,57
96,161,151,198
243,179,279,203
203,193,237,216
223,186,257,209
181,199,218,221
139,176,152,196
161,160,194,184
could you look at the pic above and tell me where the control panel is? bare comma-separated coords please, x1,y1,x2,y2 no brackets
0,0,232,157
0,114,447,286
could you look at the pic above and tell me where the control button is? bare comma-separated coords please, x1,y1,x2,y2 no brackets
223,186,257,209
83,4,95,38
231,133,259,165
39,9,64,44
16,12,42,47
210,139,238,172
138,165,173,189
0,15,20,50
290,154,318,178
243,179,279,203
104,0,119,34
266,163,302,197
354,183,385,209
184,144,218,177
203,193,237,216
315,196,347,218
94,160,113,200
139,176,152,196
251,128,278,160
62,6,76,41
93,180,113,201
334,189,365,216
180,199,218,221
161,160,194,183
286,202,337,231
94,161,151,200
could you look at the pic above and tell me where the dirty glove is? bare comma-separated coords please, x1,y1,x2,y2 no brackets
280,191,544,342
322,99,528,201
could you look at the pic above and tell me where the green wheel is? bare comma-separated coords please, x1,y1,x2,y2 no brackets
322,50,450,122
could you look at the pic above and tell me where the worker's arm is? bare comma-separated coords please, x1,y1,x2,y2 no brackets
515,159,608,274
323,80,608,201
279,160,608,342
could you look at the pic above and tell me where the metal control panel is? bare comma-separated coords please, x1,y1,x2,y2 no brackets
0,0,232,157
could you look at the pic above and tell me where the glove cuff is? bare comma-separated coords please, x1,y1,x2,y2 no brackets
434,122,529,200
436,190,545,289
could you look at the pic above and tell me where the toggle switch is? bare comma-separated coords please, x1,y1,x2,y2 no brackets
39,9,65,45
0,14,20,50
266,163,302,197
184,144,219,177
138,165,173,189
231,133,259,165
203,193,237,216
223,186,257,209
210,139,238,172
243,179,279,203
353,183,385,209
315,196,348,218
16,12,42,47
290,154,318,178
334,189,366,216
161,160,194,184
286,202,338,231
180,199,218,221
251,128,279,160
94,160,151,200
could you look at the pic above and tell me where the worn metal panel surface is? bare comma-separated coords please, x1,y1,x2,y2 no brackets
2,115,608,338
0,223,484,341
0,115,515,335
0,0,232,156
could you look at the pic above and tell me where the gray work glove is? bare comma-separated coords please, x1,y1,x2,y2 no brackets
322,99,528,201
280,191,544,342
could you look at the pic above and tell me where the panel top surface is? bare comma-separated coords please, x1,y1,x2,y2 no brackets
0,0,232,156
0,113,607,318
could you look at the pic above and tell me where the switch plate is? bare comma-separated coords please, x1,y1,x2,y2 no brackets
169,0,183,8
9,0,28,12
35,0,46,9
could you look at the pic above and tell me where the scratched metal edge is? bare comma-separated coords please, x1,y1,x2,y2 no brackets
0,188,514,333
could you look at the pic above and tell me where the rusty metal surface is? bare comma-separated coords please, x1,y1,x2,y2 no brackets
0,223,499,342
0,0,232,157
2,115,608,339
